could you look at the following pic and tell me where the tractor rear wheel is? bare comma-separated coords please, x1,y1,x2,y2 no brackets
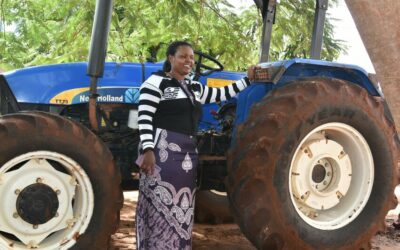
227,78,400,249
0,111,123,250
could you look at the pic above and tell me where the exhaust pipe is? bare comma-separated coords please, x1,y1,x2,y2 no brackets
87,0,113,131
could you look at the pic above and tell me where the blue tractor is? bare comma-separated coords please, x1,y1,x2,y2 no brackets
0,0,398,249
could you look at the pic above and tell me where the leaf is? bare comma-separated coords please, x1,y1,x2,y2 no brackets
1,0,344,70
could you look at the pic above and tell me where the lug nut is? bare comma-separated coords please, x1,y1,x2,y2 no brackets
13,212,19,218
36,178,43,183
33,225,38,229
56,189,61,195
15,189,21,195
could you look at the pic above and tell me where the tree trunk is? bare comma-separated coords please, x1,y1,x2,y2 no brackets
345,0,400,133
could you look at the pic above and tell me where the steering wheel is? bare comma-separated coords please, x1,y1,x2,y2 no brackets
193,50,224,81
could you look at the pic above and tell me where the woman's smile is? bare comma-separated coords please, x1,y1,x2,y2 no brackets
169,45,194,79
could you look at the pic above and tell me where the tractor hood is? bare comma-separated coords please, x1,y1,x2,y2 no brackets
3,62,163,105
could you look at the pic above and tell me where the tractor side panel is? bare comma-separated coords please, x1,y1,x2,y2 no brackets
3,62,161,105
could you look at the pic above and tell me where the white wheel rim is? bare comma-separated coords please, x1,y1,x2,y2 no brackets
289,123,374,230
210,190,227,196
0,151,94,249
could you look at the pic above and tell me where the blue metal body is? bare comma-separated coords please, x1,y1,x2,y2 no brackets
235,58,380,125
2,58,380,131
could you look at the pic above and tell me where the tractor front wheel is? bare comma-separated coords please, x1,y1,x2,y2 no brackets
0,112,123,250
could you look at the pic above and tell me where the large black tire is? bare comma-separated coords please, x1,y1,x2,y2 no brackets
227,78,400,250
0,111,123,249
195,190,234,224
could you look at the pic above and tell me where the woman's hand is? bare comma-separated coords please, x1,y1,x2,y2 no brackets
247,65,260,81
140,150,156,175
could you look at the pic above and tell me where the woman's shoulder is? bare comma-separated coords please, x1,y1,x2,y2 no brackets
144,72,170,88
152,70,167,77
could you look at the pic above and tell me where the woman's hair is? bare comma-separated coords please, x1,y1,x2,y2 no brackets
162,41,193,72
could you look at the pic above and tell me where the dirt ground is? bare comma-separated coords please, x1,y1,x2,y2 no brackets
109,191,400,250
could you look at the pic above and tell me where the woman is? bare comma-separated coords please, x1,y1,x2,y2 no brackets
136,41,256,249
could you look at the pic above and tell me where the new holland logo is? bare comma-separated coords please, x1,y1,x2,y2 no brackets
79,95,123,102
164,87,180,99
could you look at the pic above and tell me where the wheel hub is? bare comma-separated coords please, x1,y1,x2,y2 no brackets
16,183,59,225
289,123,374,230
0,151,93,248
311,164,326,183
311,158,333,192
292,139,351,211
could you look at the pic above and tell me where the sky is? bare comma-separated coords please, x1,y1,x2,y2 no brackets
228,0,375,73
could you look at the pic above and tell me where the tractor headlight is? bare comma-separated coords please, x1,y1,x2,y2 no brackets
253,61,285,84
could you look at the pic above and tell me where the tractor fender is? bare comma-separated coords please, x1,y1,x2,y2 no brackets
235,58,384,126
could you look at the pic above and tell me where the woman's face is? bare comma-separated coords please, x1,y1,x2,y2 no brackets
169,45,194,76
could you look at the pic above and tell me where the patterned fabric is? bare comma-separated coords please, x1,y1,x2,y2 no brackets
136,129,198,250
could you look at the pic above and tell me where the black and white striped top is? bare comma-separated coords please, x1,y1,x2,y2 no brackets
138,73,251,151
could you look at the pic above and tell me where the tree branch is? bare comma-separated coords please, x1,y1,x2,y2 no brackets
202,1,251,41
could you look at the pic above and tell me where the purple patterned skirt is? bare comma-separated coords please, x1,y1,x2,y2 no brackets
136,129,198,250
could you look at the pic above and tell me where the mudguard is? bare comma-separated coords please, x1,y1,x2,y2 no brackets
235,58,381,125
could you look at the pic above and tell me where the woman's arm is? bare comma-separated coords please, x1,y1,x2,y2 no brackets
138,76,162,175
197,77,251,104
194,65,256,104
138,77,162,151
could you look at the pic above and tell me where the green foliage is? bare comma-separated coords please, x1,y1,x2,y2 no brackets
0,0,94,69
107,0,260,71
0,0,346,71
270,0,346,61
